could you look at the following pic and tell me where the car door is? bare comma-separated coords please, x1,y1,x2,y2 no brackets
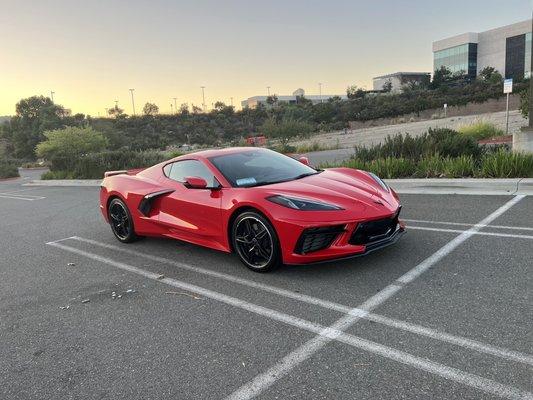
158,159,224,249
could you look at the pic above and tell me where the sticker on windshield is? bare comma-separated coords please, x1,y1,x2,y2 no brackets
236,177,257,186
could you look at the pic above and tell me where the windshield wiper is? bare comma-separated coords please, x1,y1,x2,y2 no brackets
293,171,320,180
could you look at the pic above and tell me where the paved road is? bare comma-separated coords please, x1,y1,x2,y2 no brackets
0,176,531,399
300,110,527,165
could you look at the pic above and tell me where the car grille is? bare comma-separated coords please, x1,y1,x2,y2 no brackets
295,225,345,254
349,207,401,246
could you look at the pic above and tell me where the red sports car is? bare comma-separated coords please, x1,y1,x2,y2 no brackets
100,147,405,272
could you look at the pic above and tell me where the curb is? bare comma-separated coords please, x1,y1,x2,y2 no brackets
385,178,533,196
23,178,533,195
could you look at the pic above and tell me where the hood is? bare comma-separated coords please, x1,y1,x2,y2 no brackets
260,169,399,215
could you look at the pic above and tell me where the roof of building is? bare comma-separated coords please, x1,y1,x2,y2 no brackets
373,72,430,80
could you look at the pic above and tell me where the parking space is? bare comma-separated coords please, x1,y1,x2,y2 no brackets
0,182,531,399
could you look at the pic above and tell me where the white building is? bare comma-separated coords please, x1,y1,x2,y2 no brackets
241,89,347,109
432,19,532,79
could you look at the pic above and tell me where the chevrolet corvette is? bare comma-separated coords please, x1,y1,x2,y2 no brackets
100,147,405,272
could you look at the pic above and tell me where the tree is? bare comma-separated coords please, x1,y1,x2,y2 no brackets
478,66,503,84
108,105,124,117
382,80,393,92
260,117,313,146
36,126,107,160
192,105,203,114
430,66,454,89
36,126,108,171
266,95,278,105
143,102,159,116
520,87,529,118
179,103,189,115
7,96,68,159
346,85,366,99
213,101,226,112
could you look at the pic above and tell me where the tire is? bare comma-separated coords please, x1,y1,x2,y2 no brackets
108,197,139,243
231,211,281,272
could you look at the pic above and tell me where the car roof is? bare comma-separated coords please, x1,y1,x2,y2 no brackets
173,147,266,161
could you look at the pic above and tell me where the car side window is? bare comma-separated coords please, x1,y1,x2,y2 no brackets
165,160,216,186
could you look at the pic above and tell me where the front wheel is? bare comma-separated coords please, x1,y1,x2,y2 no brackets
108,198,139,243
231,211,281,272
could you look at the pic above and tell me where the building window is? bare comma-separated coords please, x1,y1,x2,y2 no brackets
505,34,526,80
434,43,477,77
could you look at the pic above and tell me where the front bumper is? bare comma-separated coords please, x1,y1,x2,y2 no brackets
277,213,405,265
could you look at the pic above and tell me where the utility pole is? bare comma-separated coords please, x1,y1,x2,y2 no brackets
114,100,119,108
129,89,136,115
200,86,206,112
318,83,322,103
173,97,177,114
50,91,55,102
170,103,173,114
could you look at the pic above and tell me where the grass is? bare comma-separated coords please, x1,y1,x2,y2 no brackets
295,140,341,154
324,150,533,179
458,121,504,140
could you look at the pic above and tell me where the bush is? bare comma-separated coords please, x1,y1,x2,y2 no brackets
353,128,480,162
36,126,108,171
261,118,314,145
479,149,533,178
458,121,504,140
45,150,180,179
442,155,475,178
0,159,20,179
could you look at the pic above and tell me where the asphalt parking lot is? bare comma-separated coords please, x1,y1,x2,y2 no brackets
0,175,532,400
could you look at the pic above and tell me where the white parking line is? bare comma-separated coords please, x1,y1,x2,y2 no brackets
404,218,533,232
47,241,533,400
67,236,533,367
227,195,526,399
0,194,46,201
409,226,533,240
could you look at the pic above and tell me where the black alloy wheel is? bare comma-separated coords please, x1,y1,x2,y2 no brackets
108,198,138,243
232,211,281,272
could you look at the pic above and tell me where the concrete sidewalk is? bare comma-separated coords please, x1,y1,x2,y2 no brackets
24,178,533,195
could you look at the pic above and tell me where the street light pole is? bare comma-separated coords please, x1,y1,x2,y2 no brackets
230,97,233,107
50,91,55,102
173,97,177,114
318,83,322,103
267,86,271,96
129,89,135,115
201,86,206,112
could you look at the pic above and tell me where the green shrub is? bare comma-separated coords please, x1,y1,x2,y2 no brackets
353,128,480,162
36,126,108,169
479,149,533,178
442,155,475,178
414,154,445,178
46,149,180,179
0,160,20,179
365,157,417,179
458,121,504,140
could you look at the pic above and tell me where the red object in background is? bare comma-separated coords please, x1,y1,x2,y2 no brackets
100,147,404,272
245,136,266,146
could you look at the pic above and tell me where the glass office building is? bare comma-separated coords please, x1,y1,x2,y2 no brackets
433,20,531,80
433,43,478,77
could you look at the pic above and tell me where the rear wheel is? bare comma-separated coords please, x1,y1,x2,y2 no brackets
108,198,139,243
232,211,281,272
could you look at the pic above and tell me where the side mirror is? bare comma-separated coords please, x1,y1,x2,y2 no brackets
298,156,310,166
184,176,207,189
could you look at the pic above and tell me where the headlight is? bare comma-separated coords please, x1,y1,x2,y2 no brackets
266,195,343,211
368,172,389,192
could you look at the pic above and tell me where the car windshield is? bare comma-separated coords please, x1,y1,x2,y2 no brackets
208,149,319,187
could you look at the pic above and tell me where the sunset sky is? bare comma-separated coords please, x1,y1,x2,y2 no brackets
1,0,531,116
